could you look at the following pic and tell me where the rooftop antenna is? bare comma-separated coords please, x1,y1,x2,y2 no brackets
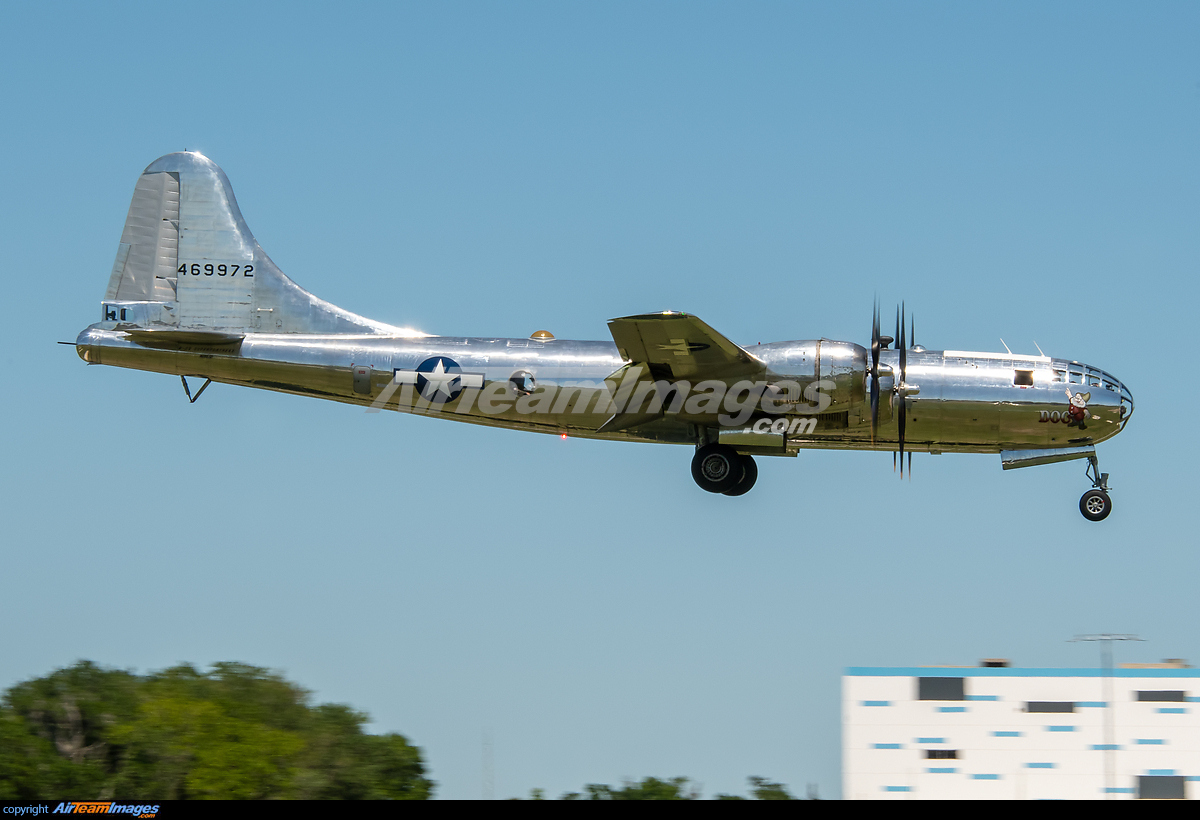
1070,633,1143,799
1033,341,1045,357
999,338,1013,355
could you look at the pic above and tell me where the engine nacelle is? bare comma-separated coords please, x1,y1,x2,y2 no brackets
774,339,868,412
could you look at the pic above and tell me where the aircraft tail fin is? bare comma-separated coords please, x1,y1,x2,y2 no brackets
101,152,420,336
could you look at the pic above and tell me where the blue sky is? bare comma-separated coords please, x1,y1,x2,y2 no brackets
1,1,1197,799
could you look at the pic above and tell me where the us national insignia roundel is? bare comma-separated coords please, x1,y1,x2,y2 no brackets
414,356,466,402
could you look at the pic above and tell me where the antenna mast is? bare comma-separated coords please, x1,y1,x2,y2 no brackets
1070,633,1143,798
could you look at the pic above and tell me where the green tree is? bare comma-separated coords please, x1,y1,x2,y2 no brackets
747,775,795,800
0,661,432,800
714,776,799,800
563,777,699,800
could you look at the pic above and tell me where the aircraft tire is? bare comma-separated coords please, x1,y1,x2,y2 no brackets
692,444,743,494
1079,489,1112,522
723,454,758,496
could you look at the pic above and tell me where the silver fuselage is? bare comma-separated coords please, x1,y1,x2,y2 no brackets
75,327,1133,457
79,151,1134,460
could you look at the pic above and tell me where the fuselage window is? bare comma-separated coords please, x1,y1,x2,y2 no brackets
509,371,536,396
1014,369,1034,387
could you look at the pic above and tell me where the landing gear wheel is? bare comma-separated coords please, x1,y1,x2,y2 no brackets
1079,489,1112,522
723,454,758,496
691,444,743,494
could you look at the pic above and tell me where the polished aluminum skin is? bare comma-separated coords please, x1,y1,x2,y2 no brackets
78,153,1134,474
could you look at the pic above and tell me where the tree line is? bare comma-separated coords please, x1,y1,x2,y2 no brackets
534,776,814,800
0,661,814,800
0,661,431,799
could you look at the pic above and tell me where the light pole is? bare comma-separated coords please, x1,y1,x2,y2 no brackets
1070,634,1143,799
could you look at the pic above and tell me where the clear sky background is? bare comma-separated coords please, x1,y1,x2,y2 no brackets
1,1,1197,800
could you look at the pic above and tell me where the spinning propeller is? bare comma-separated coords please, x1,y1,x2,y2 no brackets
869,301,915,478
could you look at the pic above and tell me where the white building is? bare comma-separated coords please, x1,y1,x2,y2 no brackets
843,662,1200,799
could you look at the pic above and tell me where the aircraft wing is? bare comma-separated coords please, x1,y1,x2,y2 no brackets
606,312,765,380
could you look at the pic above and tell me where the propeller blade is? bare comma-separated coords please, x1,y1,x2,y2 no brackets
871,300,881,370
870,300,880,444
871,378,879,444
908,450,912,481
897,302,907,478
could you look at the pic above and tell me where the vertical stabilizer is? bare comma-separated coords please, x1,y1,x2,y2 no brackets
101,152,422,336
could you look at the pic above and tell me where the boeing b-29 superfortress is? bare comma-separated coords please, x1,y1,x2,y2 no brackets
76,153,1134,520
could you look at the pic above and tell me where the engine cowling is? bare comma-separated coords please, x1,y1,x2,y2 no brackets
774,339,868,413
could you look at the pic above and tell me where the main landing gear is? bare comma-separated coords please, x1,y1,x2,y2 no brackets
1080,453,1112,522
692,444,758,497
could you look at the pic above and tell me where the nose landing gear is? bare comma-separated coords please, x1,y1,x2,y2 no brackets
1080,453,1112,522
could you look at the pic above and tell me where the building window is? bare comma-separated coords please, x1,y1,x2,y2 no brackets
1138,775,1185,800
1137,691,1186,702
1026,701,1075,713
918,677,965,700
925,749,958,760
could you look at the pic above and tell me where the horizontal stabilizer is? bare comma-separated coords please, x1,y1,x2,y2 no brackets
124,327,244,350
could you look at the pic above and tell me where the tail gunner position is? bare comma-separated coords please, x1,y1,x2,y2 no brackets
76,153,1134,520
